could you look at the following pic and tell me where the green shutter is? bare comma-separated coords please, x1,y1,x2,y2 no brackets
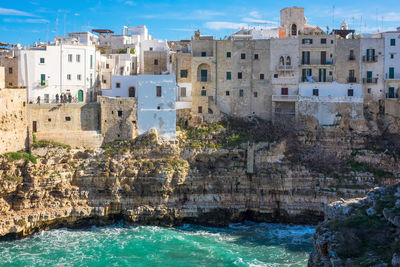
367,71,372,78
227,52,231,58
40,74,46,85
391,39,396,46
226,72,231,80
78,90,84,102
90,55,93,68
201,90,206,96
389,87,395,98
389,67,395,79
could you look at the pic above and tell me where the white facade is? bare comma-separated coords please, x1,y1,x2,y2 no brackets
102,74,177,140
68,32,99,45
17,42,96,103
382,29,400,98
360,36,385,100
299,82,362,98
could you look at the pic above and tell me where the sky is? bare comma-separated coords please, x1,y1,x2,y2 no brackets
1,0,400,45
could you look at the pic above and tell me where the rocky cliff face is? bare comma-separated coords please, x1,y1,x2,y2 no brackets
309,183,400,266
0,122,399,239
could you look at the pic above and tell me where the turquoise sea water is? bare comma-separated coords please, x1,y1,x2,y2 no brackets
0,222,314,267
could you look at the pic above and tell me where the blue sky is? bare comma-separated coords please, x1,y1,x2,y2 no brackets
1,0,400,45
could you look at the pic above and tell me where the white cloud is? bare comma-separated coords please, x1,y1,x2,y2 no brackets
125,1,135,6
194,10,225,18
242,18,277,24
0,7,35,17
382,12,400,22
3,18,49,23
249,11,261,18
204,21,248,30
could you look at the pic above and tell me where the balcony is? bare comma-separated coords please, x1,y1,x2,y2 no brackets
363,78,378,84
272,95,299,102
37,81,48,87
276,65,294,71
301,76,334,83
348,55,356,61
301,60,333,66
362,56,378,62
197,75,211,82
348,77,357,83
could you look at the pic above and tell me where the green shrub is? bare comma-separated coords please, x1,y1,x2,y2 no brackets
4,151,37,164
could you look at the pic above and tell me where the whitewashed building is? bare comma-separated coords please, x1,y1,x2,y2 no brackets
382,28,400,99
17,37,97,103
102,74,177,140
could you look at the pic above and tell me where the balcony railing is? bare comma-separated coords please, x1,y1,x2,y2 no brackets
362,56,378,62
301,60,333,66
197,75,211,82
348,55,356,61
272,95,299,102
348,77,357,83
301,76,334,83
363,78,378,84
37,81,48,87
276,65,294,71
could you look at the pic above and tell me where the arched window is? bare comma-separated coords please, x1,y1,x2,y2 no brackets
128,87,136,97
291,24,297,36
286,56,291,66
279,56,285,66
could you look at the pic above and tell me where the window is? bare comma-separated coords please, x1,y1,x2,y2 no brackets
68,54,73,62
116,83,121,88
254,92,258,97
226,91,230,96
349,49,355,60
201,51,206,57
321,38,327,44
280,56,284,66
40,74,46,85
40,58,45,64
391,54,395,59
281,88,288,95
302,39,313,44
226,72,231,80
302,51,310,64
241,53,246,59
154,59,158,65
65,116,71,121
67,74,71,80
274,74,278,78
254,54,259,60
389,67,395,79
286,56,291,66
200,69,208,82
391,39,396,46
129,87,135,97
291,24,297,36
156,86,162,97
76,55,80,62
8,67,12,74
260,73,264,80
106,63,110,69
90,55,93,69
180,69,188,78
201,89,206,96
226,52,231,58
239,89,244,97
348,89,354,96
198,106,202,113
118,111,122,117
312,89,319,96
368,88,371,94
77,74,81,80
238,72,242,79
180,87,186,97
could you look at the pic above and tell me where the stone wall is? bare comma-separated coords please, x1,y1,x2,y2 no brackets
0,88,28,154
99,96,138,144
385,99,400,118
0,57,18,88
0,67,4,89
28,103,102,148
143,51,168,74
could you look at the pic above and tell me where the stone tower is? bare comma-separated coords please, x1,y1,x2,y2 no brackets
280,7,307,37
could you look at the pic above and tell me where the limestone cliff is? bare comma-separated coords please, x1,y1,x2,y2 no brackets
0,121,399,239
309,183,400,266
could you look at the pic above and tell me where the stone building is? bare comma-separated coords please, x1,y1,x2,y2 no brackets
335,39,361,85
98,96,138,143
381,28,400,99
0,56,18,88
143,50,168,74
